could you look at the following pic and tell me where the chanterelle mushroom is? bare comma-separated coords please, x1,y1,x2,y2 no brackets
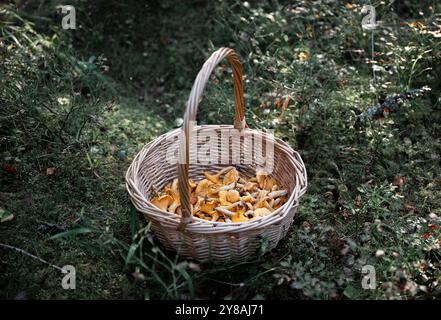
218,190,231,206
262,177,278,191
195,179,213,197
204,166,234,184
200,200,218,214
268,190,288,199
226,190,240,203
256,170,268,189
167,179,181,213
188,179,197,191
151,194,173,211
254,207,272,217
223,168,240,185
150,167,287,222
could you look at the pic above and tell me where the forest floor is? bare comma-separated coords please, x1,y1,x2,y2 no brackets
1,0,440,299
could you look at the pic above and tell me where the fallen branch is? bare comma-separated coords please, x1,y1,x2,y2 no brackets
0,243,63,271
354,86,431,127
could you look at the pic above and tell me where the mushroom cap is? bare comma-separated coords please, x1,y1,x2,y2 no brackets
188,179,197,190
232,215,249,223
226,190,240,203
223,168,240,185
218,190,232,206
168,200,181,213
254,207,272,217
151,194,173,211
256,170,268,189
200,200,218,214
204,171,221,184
190,191,198,205
243,181,257,192
195,179,214,197
262,177,278,191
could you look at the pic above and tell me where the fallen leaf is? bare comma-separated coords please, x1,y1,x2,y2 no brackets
281,96,290,114
46,167,55,176
1,164,17,174
393,175,404,187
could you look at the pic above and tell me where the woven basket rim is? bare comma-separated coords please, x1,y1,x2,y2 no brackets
126,125,307,229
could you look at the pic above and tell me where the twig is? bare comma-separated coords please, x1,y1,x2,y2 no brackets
37,220,67,233
354,86,431,127
0,243,63,271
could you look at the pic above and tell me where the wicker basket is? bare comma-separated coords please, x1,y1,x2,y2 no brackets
126,47,307,263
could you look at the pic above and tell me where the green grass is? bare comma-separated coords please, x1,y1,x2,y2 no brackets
1,0,440,299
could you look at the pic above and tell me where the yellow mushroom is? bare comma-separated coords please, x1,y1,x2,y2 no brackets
219,182,238,191
208,183,220,197
195,179,213,197
226,190,240,203
190,191,198,205
193,196,205,213
242,192,256,204
273,197,285,209
268,190,288,199
256,170,268,189
200,200,218,214
254,190,269,209
264,200,275,212
263,177,278,191
244,210,254,219
218,190,231,206
165,178,181,214
150,194,173,211
232,214,249,223
243,181,257,192
211,212,220,222
223,168,240,185
214,207,236,218
171,178,179,194
149,166,287,223
204,166,235,184
231,205,248,223
168,200,180,214
254,207,272,217
188,179,197,191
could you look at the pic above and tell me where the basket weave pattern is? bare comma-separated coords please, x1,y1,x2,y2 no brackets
126,48,307,263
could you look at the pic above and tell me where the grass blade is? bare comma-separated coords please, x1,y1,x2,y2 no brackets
49,227,92,240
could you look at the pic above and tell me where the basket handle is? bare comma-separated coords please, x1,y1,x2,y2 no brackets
177,47,246,231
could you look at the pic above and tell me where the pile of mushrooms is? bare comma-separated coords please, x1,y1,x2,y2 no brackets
150,167,287,223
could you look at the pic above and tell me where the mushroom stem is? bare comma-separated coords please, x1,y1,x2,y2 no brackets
264,201,275,212
268,190,287,199
219,182,236,191
222,201,244,210
244,210,254,219
214,207,236,218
